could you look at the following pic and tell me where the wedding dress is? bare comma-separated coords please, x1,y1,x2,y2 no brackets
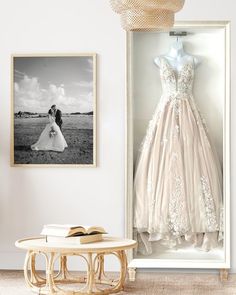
31,115,68,152
134,57,223,254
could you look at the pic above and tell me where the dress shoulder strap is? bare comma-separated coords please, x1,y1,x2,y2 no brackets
159,56,169,68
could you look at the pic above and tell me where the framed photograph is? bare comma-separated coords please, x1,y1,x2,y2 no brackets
126,21,230,273
11,53,97,167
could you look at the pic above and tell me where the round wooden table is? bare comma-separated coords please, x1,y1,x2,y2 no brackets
15,236,137,295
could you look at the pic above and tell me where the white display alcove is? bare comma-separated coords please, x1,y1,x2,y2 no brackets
126,21,230,280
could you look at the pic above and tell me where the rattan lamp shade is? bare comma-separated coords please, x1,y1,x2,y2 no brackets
110,0,185,31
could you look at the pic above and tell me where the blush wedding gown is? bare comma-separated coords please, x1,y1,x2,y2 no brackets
134,57,223,254
31,115,68,152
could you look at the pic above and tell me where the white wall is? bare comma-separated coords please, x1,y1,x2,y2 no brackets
0,0,235,272
0,0,126,270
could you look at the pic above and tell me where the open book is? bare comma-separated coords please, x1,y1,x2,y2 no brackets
41,224,107,238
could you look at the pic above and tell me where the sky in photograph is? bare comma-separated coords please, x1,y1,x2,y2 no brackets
14,56,94,114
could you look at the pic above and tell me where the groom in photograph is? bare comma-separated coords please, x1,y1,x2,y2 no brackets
49,104,63,130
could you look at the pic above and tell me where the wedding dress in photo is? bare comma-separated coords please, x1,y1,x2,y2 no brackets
134,45,223,254
31,115,68,152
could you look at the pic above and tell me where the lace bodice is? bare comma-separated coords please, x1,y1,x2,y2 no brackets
49,114,55,124
160,57,194,97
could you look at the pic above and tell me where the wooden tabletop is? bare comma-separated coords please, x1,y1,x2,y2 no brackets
15,236,137,253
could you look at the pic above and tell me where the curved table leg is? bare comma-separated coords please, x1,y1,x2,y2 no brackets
92,250,127,293
46,252,60,294
59,255,68,280
119,250,128,290
24,251,60,294
29,252,46,285
23,250,129,294
87,253,95,292
96,254,105,281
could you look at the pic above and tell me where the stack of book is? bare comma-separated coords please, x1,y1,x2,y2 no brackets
41,224,107,244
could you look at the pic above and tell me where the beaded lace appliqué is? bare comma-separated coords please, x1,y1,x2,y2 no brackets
168,175,189,237
160,58,194,119
200,176,219,231
160,57,194,97
140,58,194,152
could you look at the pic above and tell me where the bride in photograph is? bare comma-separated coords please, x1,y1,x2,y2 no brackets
31,105,68,152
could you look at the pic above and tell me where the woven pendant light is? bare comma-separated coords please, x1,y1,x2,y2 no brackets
110,0,185,31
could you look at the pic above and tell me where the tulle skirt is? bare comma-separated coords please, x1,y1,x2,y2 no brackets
31,122,68,152
134,94,223,254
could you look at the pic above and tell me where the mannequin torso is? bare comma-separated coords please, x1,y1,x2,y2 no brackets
154,39,200,72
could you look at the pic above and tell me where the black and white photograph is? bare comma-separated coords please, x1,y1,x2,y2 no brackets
12,54,96,166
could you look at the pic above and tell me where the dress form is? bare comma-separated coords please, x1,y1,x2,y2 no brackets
154,38,200,70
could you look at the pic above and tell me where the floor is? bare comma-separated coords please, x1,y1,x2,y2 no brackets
0,271,235,295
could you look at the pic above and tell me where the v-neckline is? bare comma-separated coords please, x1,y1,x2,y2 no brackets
162,56,193,82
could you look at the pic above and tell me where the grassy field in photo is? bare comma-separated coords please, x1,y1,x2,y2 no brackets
14,115,94,165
